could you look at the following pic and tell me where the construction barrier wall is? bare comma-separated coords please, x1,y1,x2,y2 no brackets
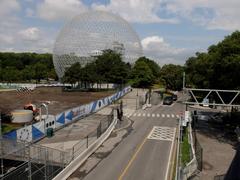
3,86,131,142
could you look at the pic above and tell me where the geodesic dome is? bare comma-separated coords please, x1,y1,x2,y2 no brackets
53,10,143,78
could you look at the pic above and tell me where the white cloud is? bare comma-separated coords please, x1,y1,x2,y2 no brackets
141,36,191,65
92,0,179,24
165,0,240,31
0,34,14,45
37,0,88,21
0,0,20,16
19,27,40,41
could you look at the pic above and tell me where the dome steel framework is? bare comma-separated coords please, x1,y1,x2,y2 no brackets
53,11,143,78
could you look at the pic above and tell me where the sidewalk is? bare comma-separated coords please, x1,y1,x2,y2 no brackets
37,106,114,151
195,127,235,180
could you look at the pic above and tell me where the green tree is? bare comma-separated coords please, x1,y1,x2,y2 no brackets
33,62,48,83
94,49,130,85
160,64,184,90
63,62,81,86
185,30,240,89
137,56,161,79
131,60,154,88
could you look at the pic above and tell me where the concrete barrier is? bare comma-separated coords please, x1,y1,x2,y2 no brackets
53,117,118,180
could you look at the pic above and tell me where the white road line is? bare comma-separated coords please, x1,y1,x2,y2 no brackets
157,114,160,117
147,113,150,117
164,128,176,180
143,113,146,117
138,113,141,117
133,113,137,117
167,114,170,118
152,114,155,117
171,114,175,118
162,114,165,118
176,115,179,118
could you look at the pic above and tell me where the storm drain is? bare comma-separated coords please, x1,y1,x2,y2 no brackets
147,126,176,141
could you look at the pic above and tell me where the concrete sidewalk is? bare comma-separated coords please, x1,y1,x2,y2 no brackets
196,131,235,180
37,106,114,151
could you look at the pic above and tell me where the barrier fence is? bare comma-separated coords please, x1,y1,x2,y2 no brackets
3,86,131,143
1,86,130,179
1,109,115,180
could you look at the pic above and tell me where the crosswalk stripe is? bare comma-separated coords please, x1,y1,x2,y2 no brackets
128,112,178,118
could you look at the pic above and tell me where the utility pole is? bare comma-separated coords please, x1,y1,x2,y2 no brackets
183,72,185,90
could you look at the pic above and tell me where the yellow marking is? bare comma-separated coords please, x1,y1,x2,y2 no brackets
118,132,149,180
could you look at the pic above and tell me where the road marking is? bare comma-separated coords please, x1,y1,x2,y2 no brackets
176,115,179,118
148,126,175,141
133,113,137,117
118,131,150,180
157,114,160,117
171,114,175,118
147,113,150,117
152,113,155,117
162,114,165,118
164,127,176,180
143,113,146,117
138,113,141,117
167,114,170,118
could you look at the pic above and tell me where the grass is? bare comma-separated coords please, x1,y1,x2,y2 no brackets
181,128,191,166
2,123,19,134
152,83,165,89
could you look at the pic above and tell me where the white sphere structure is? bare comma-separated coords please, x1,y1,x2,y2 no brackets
53,11,143,78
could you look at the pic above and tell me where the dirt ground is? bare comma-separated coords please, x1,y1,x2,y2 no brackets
0,87,114,115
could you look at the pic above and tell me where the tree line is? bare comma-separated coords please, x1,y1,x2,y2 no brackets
0,52,57,83
185,31,240,90
63,49,184,90
1,30,239,90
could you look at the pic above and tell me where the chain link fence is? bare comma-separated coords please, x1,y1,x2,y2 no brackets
192,118,203,172
1,111,114,180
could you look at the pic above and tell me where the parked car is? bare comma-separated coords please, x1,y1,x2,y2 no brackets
163,96,173,105
172,94,177,101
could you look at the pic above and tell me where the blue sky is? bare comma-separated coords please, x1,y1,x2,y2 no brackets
0,0,239,65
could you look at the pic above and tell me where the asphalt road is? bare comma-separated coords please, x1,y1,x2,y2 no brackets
83,100,184,180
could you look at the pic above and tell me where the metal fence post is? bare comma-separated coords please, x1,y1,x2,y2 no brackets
87,136,88,148
44,149,48,180
100,121,102,136
28,146,32,180
72,146,74,160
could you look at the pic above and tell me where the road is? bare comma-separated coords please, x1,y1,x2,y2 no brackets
83,100,184,180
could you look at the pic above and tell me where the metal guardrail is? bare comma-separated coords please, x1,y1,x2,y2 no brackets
53,112,118,180
175,112,203,180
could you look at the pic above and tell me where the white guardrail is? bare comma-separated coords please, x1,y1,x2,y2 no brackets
182,113,198,180
53,117,118,180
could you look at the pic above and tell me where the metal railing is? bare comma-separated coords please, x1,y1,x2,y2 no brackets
1,111,114,180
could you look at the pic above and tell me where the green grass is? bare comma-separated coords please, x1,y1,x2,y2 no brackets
152,83,165,89
181,129,191,166
2,124,19,134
